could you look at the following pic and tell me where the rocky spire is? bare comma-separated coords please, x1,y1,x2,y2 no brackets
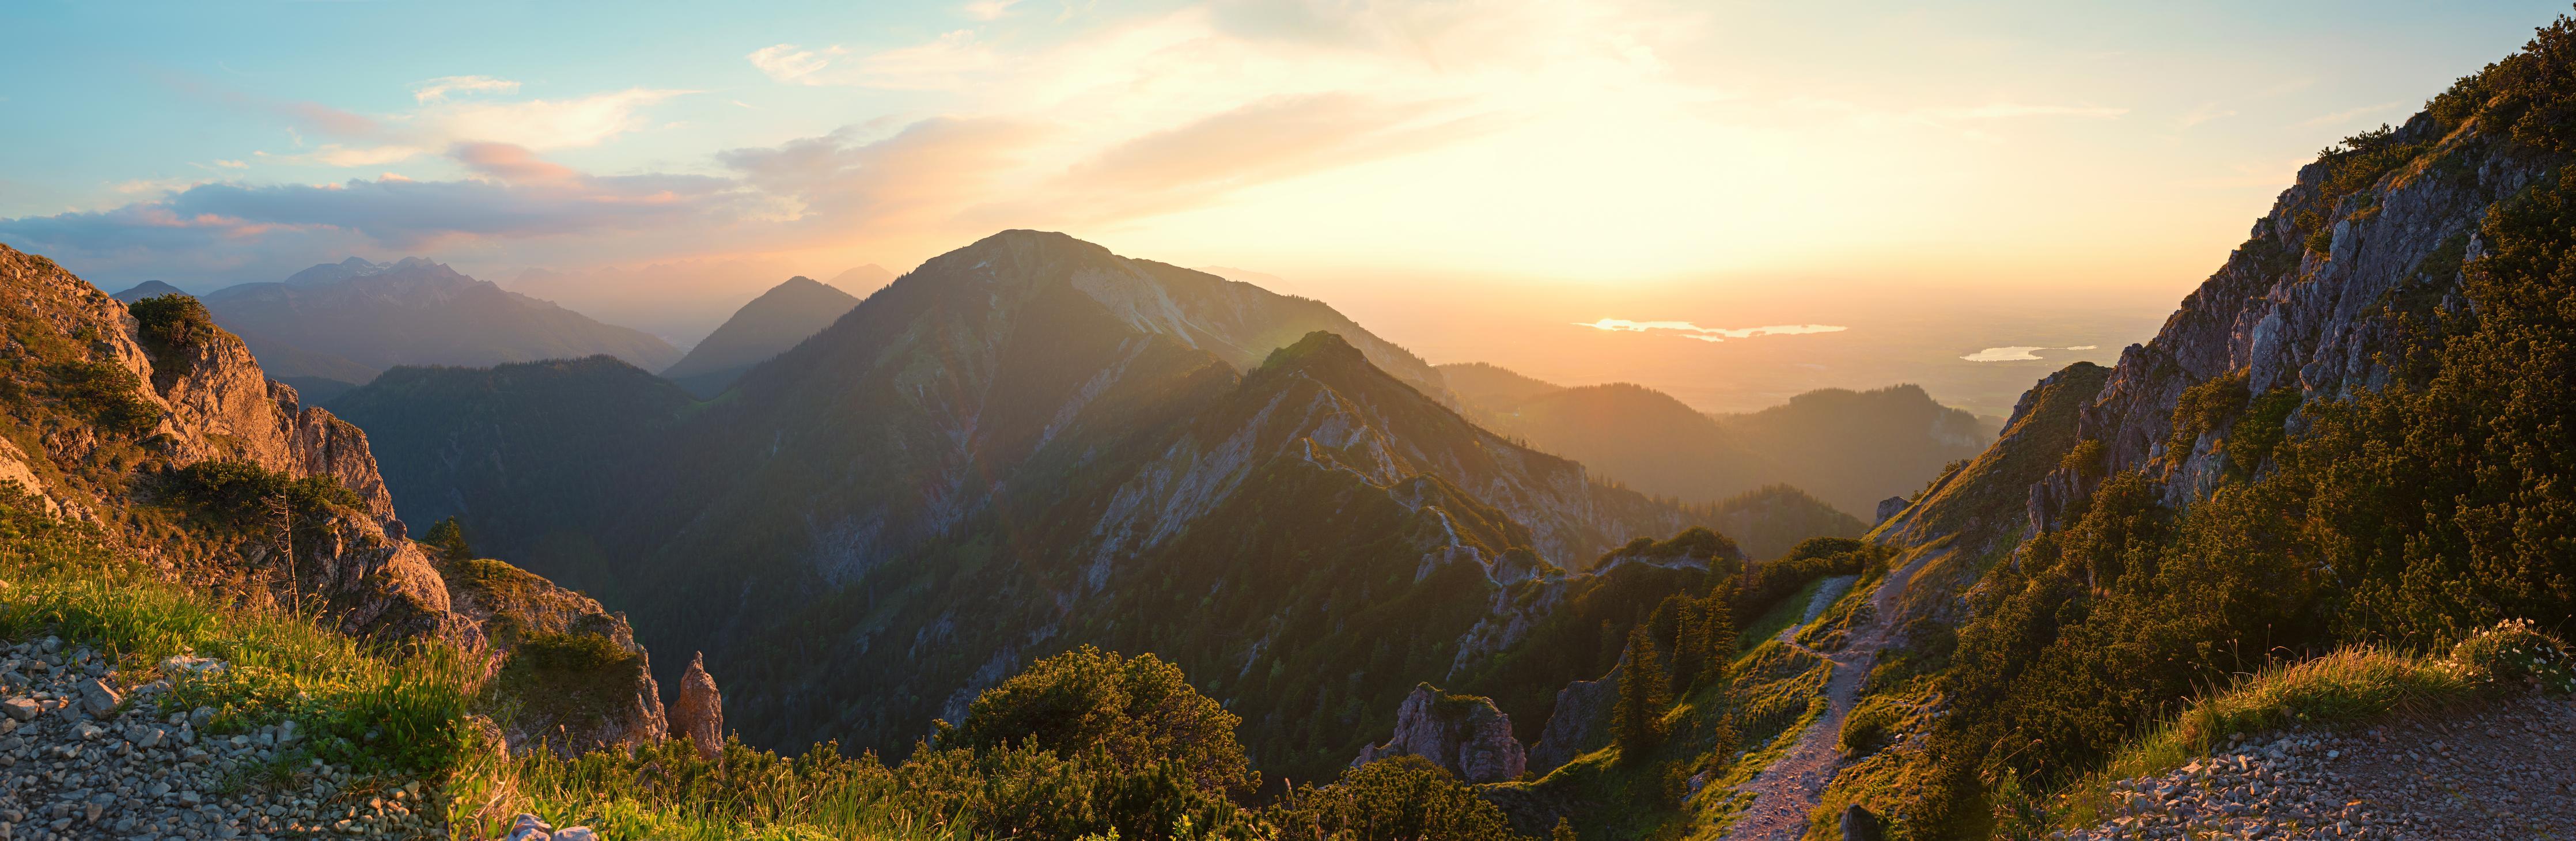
668,652,725,760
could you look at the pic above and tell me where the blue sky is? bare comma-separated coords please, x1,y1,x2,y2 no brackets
0,1,2565,310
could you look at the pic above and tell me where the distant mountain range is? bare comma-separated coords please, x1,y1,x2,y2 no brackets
114,257,681,401
659,276,861,397
1439,363,1997,519
338,230,1858,783
506,260,896,344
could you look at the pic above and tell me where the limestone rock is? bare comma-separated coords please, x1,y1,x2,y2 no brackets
1529,663,1619,775
668,651,725,760
1874,496,1910,524
2024,112,2554,532
1353,683,1527,784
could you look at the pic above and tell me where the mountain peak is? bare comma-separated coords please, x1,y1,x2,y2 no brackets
1256,330,1370,373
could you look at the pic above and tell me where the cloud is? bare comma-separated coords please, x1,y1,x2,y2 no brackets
719,116,1047,229
420,88,696,150
1,146,750,287
1960,345,2097,362
412,75,521,103
1030,92,1499,220
1575,319,1847,342
964,0,1022,21
751,33,995,89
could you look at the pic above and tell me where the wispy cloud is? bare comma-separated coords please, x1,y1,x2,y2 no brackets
964,0,1022,21
1575,319,1846,343
1961,345,2097,362
750,33,995,89
411,75,521,103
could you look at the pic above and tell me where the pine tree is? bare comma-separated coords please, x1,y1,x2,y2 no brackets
1611,625,1669,758
1669,597,1707,692
1699,582,1739,687
423,516,473,563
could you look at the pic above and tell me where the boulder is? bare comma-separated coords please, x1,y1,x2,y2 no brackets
1874,496,1910,524
1353,683,1526,783
668,651,725,760
1840,804,1885,841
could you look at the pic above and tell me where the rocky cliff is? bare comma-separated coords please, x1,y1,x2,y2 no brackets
0,242,670,757
2025,111,2553,531
1351,684,1528,783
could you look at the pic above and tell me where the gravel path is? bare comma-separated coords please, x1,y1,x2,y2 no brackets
2063,693,2576,840
0,635,434,840
1721,552,1942,841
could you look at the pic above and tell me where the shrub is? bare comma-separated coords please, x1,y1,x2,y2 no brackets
956,646,1255,797
128,294,215,381
157,460,362,536
1264,755,1527,841
2450,618,2576,694
2059,438,2105,478
1838,695,1903,758
47,360,157,437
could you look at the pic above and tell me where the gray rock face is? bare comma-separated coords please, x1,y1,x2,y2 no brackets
1874,497,1910,524
1352,684,1527,783
2025,112,2552,531
1529,663,1619,775
667,651,725,760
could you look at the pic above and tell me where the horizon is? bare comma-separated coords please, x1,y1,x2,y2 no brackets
3,1,2566,415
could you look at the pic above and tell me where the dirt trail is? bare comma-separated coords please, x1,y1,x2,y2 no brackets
1721,550,1943,841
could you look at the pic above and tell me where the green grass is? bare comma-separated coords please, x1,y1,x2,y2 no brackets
1737,577,1824,651
2047,645,2495,831
0,490,475,775
453,737,975,840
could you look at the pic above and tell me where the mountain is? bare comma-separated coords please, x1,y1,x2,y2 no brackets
197,257,680,385
345,230,1721,783
327,355,698,569
507,257,883,344
108,279,184,302
658,276,861,397
825,263,896,295
1714,384,1997,516
1447,370,1994,519
1789,36,2576,838
0,241,672,759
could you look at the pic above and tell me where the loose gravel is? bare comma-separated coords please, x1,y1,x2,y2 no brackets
2061,692,2575,840
0,635,436,840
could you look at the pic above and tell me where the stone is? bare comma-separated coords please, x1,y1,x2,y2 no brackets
74,679,118,717
158,657,225,679
1350,683,1526,784
0,700,35,722
666,652,725,760
1874,496,1911,524
1840,804,1885,841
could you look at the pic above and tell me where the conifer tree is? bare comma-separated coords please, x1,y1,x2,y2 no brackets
1611,625,1669,757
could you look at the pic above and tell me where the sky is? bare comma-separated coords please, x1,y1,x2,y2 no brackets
1,1,2566,413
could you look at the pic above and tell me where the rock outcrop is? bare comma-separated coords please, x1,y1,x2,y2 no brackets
1351,683,1526,783
666,652,725,759
1529,663,1619,775
1873,497,1909,524
2024,112,2553,531
0,242,668,759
